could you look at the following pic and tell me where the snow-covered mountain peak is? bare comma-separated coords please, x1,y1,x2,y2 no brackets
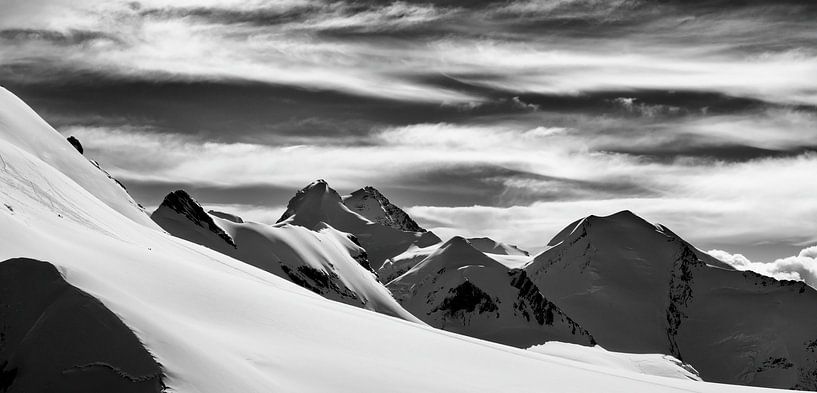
467,237,530,256
342,186,427,232
276,179,356,228
153,190,236,248
276,180,441,268
389,236,595,348
543,210,731,268
423,236,500,269
548,210,660,246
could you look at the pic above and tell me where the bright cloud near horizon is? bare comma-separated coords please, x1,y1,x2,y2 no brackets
1,0,816,269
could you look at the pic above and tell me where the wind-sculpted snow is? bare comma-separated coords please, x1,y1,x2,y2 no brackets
528,210,817,389
0,258,164,393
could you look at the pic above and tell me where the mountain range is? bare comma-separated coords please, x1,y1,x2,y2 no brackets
1,85,815,392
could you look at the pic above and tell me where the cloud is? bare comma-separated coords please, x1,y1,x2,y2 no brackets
4,0,817,263
2,0,817,105
708,247,817,289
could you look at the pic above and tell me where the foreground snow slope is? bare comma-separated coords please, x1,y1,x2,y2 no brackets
0,87,792,392
151,190,420,322
0,87,157,229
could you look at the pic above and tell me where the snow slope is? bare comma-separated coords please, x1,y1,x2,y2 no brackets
151,190,420,322
526,211,817,389
388,236,595,348
0,87,157,229
528,342,701,381
278,180,440,268
0,87,798,393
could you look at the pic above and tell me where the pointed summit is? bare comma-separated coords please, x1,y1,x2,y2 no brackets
277,181,441,269
152,190,236,247
342,186,426,232
277,179,350,228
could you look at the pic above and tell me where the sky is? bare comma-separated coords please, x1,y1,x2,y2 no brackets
1,0,816,279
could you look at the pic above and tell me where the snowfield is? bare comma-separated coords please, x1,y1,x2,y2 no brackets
528,342,702,381
0,86,802,392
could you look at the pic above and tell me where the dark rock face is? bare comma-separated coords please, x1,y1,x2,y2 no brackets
509,270,595,345
66,136,83,154
0,258,164,393
280,264,359,302
158,190,236,248
431,281,499,317
665,245,703,360
346,234,375,274
344,186,426,232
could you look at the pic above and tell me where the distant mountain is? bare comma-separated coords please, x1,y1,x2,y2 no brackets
388,236,594,348
526,210,817,389
277,180,440,269
342,186,427,232
152,189,420,322
466,237,529,256
379,237,529,284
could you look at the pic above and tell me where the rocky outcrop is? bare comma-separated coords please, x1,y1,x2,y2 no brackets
665,245,704,360
155,190,236,248
509,270,595,344
280,264,359,303
67,135,83,154
430,281,499,318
